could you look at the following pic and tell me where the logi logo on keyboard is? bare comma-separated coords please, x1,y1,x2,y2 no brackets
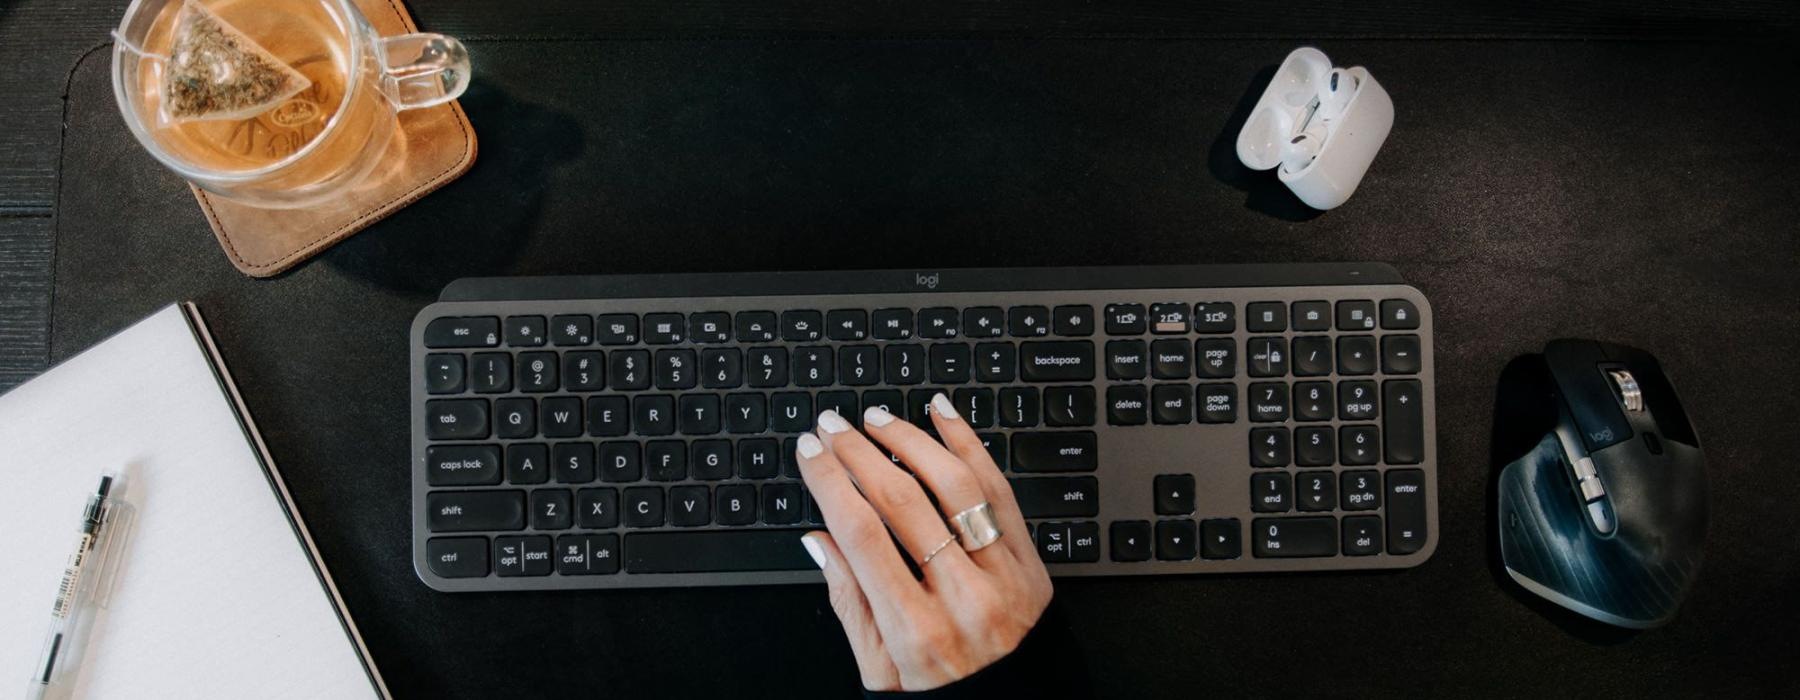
914,272,940,289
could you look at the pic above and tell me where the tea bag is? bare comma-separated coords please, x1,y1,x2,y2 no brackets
159,0,311,122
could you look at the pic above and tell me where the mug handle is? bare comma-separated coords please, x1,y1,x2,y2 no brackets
377,33,471,111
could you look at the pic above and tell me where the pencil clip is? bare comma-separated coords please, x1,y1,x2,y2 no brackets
90,498,136,610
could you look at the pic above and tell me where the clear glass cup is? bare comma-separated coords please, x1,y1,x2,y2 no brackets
111,0,471,208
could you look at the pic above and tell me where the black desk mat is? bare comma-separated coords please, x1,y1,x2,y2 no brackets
53,39,1800,696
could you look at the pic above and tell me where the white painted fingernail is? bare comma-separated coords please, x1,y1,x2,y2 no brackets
797,432,825,458
931,392,960,420
800,535,827,570
817,409,852,434
863,406,896,427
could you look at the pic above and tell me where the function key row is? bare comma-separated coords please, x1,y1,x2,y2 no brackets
1102,298,1419,335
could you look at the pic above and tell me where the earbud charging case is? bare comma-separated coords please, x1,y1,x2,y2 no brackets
1236,47,1394,210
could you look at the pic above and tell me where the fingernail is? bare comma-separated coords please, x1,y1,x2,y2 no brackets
797,432,825,458
817,409,852,434
931,392,960,420
800,534,827,570
862,406,896,427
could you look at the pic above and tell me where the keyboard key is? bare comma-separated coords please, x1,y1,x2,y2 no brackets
1105,340,1148,380
1247,337,1288,377
793,346,834,387
716,484,757,525
1292,336,1332,376
646,440,688,481
1146,383,1189,424
746,347,788,387
1110,521,1153,562
1149,303,1189,334
577,488,620,528
1295,427,1335,466
564,351,606,391
762,483,804,524
1150,339,1191,379
1053,305,1094,336
738,439,781,479
1384,379,1425,464
963,307,1005,338
655,349,698,389
1291,301,1331,331
1342,516,1383,556
1156,520,1197,560
556,534,621,575
1250,428,1290,468
1382,335,1422,374
1294,382,1333,421
870,308,914,340
1296,471,1337,511
427,399,489,440
1008,306,1050,337
1245,302,1286,332
427,537,489,578
1247,382,1289,422
634,395,676,435
1251,473,1292,512
507,444,549,484
1067,522,1101,562
552,314,594,346
1035,522,1073,562
532,489,574,529
425,316,499,348
977,433,1006,469
1019,341,1096,382
505,316,547,347
701,348,743,389
624,529,818,573
998,387,1040,427
599,442,641,482
1341,470,1381,510
1103,303,1146,334
1339,425,1380,466
817,391,858,426
425,354,465,394
862,390,904,421
1201,519,1242,559
1153,474,1195,515
930,343,972,384
470,353,511,393
1106,385,1148,426
644,313,686,344
906,389,939,429
974,342,1017,383
1339,380,1378,420
608,349,650,390
1380,299,1420,329
494,536,553,576
1043,386,1095,427
596,314,640,345
587,396,629,436
884,345,927,385
1335,300,1377,331
426,445,501,486
670,485,711,526
1194,338,1234,379
553,443,595,483
691,440,732,480
734,311,777,343
427,490,524,532
1338,336,1378,375
1386,470,1428,554
1010,432,1098,472
623,487,665,527
953,388,997,428
826,309,869,341
839,345,881,385
541,397,582,438
1252,517,1337,557
1192,302,1235,333
688,312,732,343
494,398,534,439
770,392,813,432
1197,384,1237,423
918,308,960,338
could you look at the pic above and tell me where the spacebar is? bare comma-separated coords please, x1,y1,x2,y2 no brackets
625,529,818,573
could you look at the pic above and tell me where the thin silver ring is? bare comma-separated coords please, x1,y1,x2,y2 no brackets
950,502,1003,552
920,534,959,565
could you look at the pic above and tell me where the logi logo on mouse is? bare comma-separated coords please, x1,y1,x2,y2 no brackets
914,273,940,289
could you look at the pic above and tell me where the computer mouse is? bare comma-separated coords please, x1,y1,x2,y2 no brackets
1495,339,1707,628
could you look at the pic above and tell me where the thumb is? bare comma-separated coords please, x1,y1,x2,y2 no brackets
803,532,901,692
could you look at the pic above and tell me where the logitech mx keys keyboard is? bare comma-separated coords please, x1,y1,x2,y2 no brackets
412,264,1439,591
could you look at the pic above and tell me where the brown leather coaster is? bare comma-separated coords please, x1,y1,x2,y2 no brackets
189,0,477,278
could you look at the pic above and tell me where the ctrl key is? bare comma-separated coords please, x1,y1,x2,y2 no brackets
427,537,490,578
1034,521,1100,563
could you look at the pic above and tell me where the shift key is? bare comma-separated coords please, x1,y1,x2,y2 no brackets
427,490,525,532
1010,477,1100,518
1011,431,1098,472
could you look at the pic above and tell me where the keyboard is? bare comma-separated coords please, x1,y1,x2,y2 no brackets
411,264,1439,591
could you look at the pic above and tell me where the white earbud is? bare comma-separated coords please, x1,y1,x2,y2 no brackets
1280,123,1326,173
1316,68,1358,121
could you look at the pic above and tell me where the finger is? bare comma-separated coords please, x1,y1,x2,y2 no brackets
929,394,1037,564
802,532,902,692
817,409,976,576
861,393,1012,570
795,431,926,624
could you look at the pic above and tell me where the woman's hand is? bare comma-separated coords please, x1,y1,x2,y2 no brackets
796,393,1053,692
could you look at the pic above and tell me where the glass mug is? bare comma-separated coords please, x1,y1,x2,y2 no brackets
112,0,470,208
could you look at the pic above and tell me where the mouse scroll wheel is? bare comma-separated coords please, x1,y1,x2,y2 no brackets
1607,369,1644,413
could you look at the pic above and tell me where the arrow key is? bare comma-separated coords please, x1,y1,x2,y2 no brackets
1201,518,1242,559
1110,521,1152,561
1154,474,1196,515
1296,470,1338,511
1156,519,1198,560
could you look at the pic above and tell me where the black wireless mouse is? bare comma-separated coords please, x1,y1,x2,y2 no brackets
1495,339,1707,628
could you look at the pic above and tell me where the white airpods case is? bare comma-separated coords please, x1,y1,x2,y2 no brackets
1236,47,1394,210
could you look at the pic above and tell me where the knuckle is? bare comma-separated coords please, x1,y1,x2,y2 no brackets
837,515,890,553
874,478,927,513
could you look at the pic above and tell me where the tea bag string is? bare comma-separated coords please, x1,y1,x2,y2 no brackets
111,30,170,61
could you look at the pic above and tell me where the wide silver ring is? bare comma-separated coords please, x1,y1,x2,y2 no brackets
950,502,1003,552
920,534,959,565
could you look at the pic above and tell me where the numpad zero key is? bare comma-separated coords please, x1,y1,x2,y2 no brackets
411,264,1440,591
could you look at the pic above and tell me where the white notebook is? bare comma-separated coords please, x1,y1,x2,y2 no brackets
0,304,387,698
